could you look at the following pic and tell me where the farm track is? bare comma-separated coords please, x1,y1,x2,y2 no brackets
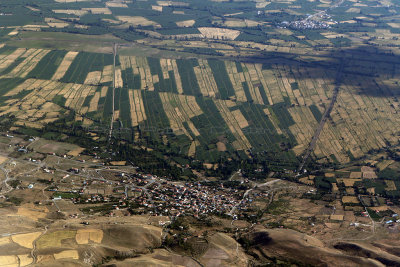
298,61,344,172
109,43,117,142
0,165,11,196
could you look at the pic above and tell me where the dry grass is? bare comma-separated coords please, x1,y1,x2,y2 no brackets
17,204,49,221
194,59,219,97
53,250,79,260
152,5,163,12
54,0,99,2
176,20,195,27
159,93,201,139
157,1,189,7
53,9,88,16
47,22,69,28
128,90,147,127
385,180,396,191
0,156,8,164
217,141,227,152
82,8,112,15
18,254,33,266
36,230,76,249
214,99,251,151
52,51,79,80
100,65,113,84
0,256,18,267
36,255,54,263
101,86,108,97
342,196,359,204
89,91,101,113
363,172,378,179
231,109,249,129
11,232,42,249
349,172,362,179
75,229,103,244
0,237,11,246
198,27,241,40
67,147,85,157
2,49,50,78
110,161,126,166
115,67,123,88
106,2,128,8
188,140,199,157
117,16,161,27
0,48,26,69
84,71,102,85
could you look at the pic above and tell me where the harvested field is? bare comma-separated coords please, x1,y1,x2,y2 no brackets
159,92,202,139
36,230,76,249
82,8,112,15
340,178,361,187
198,27,241,40
53,10,88,16
116,16,161,27
17,204,49,221
47,22,69,28
106,2,128,8
100,65,113,84
217,141,227,152
157,1,189,7
188,140,198,157
11,232,42,249
75,229,103,244
152,5,163,12
363,172,378,179
0,156,8,164
18,254,33,266
27,138,82,155
349,172,362,178
84,71,102,85
231,109,249,129
53,250,79,260
0,237,11,246
176,20,196,27
194,59,219,97
54,0,99,2
2,49,50,78
67,147,85,157
385,180,396,191
115,67,123,88
128,90,147,127
52,51,79,80
0,256,18,267
342,196,359,204
106,249,199,266
214,99,251,151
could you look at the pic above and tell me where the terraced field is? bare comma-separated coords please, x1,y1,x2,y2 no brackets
0,46,398,166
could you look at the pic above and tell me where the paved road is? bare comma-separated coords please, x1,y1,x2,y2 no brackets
298,61,344,173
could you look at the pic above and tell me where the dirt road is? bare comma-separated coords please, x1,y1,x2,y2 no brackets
298,61,344,172
108,43,118,142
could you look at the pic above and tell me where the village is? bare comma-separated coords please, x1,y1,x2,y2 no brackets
0,132,399,237
60,170,255,220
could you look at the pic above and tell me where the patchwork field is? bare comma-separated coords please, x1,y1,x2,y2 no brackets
0,46,398,165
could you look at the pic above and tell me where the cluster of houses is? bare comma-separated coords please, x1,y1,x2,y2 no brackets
132,180,252,217
54,169,252,218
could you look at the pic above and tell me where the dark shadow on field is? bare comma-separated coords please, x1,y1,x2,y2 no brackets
239,45,400,97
